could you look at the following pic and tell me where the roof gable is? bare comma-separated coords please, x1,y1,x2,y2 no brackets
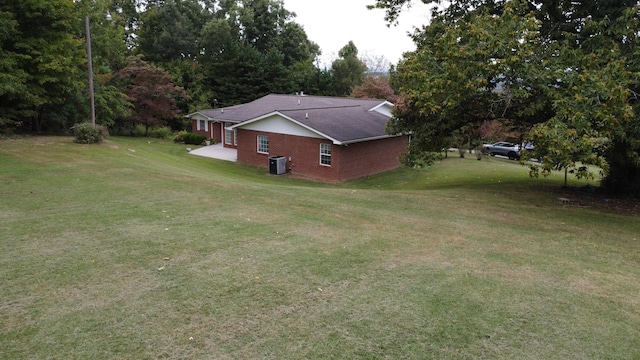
236,113,326,140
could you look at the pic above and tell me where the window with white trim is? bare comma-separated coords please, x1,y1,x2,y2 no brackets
320,143,331,166
257,135,269,154
225,127,232,145
198,119,207,131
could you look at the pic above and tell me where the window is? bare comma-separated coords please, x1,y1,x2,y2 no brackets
225,127,232,145
198,119,206,131
320,143,331,166
225,124,237,146
257,135,269,154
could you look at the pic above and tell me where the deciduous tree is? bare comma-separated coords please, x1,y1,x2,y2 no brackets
114,56,189,134
351,75,397,102
377,0,640,194
0,0,85,133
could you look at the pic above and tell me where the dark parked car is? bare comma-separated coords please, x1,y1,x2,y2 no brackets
483,141,521,160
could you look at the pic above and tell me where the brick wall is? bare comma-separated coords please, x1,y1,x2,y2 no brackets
335,136,409,181
237,129,409,182
191,121,224,143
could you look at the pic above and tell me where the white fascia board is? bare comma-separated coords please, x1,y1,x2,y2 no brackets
369,101,394,112
228,111,344,145
185,111,215,120
341,134,400,145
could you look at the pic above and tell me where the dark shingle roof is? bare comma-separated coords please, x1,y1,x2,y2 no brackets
190,94,395,144
278,106,391,143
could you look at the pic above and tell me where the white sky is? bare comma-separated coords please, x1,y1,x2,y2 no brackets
283,0,434,68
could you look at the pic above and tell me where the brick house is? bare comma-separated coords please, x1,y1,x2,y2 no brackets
186,94,409,182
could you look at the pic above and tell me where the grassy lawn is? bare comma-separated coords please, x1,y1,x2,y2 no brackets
1,136,638,359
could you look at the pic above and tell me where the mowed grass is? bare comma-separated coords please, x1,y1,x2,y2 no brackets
1,136,639,359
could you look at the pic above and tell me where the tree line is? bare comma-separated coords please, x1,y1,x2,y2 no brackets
1,0,388,136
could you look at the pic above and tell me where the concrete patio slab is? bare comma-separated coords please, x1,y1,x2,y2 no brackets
188,143,237,162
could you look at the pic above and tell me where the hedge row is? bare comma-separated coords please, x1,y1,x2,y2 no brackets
182,132,206,145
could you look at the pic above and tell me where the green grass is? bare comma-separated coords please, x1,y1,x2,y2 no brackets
1,136,639,359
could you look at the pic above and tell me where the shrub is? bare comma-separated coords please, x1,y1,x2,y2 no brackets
399,151,443,168
183,132,206,145
73,123,109,144
149,127,172,139
133,124,147,137
173,130,188,143
183,132,193,144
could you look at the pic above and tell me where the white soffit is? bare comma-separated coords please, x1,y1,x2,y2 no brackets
238,114,325,139
187,113,211,121
369,102,393,117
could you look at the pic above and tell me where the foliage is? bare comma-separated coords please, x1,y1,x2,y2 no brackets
350,75,398,102
1,0,344,136
173,131,206,145
173,130,188,143
148,126,173,139
382,0,640,195
72,122,109,143
0,0,85,133
133,0,325,107
136,0,208,63
398,149,444,168
113,56,189,135
182,132,206,145
331,41,368,96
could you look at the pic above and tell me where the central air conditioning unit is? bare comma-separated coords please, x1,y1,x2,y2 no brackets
268,155,287,175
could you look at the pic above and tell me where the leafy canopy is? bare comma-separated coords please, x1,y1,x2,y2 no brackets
379,0,640,195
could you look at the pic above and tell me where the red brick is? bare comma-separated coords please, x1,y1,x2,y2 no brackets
237,129,409,182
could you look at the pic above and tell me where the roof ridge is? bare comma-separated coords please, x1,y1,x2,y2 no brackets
278,105,365,111
265,93,387,102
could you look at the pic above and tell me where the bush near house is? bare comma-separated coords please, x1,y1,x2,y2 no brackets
173,131,205,145
182,132,206,145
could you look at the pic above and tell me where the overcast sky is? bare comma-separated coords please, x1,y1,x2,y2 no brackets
283,0,434,68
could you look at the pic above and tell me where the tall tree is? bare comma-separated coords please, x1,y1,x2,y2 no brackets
331,41,368,96
378,0,640,195
0,0,85,133
137,0,208,63
238,0,289,52
0,9,28,132
197,0,322,104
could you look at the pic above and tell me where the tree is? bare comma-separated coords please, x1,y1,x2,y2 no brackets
136,0,208,63
114,56,189,134
238,0,291,53
331,41,368,96
0,9,28,132
388,1,543,157
196,0,323,105
0,0,85,133
280,22,321,67
379,0,640,195
351,75,397,102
